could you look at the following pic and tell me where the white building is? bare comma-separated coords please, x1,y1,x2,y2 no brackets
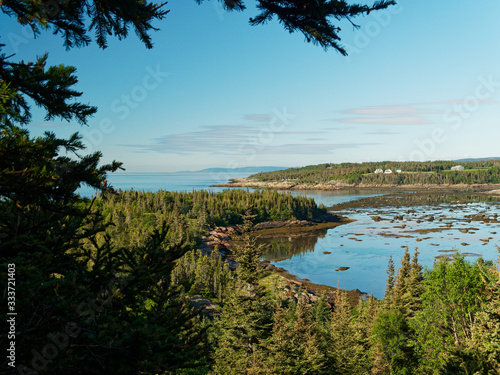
451,165,465,171
396,168,402,173
374,169,383,174
384,169,392,174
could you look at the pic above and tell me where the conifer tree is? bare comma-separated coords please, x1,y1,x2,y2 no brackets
404,248,424,318
467,258,500,373
410,254,487,373
372,247,422,374
384,253,395,304
264,303,325,375
327,290,368,374
212,209,273,374
392,247,411,313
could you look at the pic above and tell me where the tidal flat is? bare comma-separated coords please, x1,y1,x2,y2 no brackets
257,189,500,299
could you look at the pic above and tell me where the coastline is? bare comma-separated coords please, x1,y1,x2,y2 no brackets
201,215,365,306
213,177,500,193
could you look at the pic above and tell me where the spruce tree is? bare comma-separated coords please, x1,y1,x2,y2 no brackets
327,290,368,374
265,303,325,375
384,253,395,304
212,209,273,374
392,246,411,313
404,248,424,318
467,260,500,373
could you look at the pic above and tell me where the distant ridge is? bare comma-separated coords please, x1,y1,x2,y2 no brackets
454,157,500,162
182,166,288,174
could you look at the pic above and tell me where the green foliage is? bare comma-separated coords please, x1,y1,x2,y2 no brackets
372,248,424,374
372,309,413,375
411,254,487,373
326,290,373,374
264,303,325,374
0,50,97,126
212,216,273,374
195,0,395,54
3,0,500,373
467,258,500,374
250,160,500,186
95,188,328,250
385,253,395,302
1,0,169,50
172,248,234,302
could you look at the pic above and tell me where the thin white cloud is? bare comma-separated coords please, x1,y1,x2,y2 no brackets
338,116,433,125
124,124,380,155
341,105,422,116
328,99,500,126
243,114,273,122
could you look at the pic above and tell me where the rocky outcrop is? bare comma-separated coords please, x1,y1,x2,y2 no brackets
199,225,240,257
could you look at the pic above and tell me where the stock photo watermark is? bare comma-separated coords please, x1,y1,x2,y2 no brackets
81,65,169,153
405,75,500,162
343,3,403,62
210,107,296,182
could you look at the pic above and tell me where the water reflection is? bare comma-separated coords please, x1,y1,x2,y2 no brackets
258,228,329,260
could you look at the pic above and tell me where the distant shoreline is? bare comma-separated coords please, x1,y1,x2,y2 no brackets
213,178,500,193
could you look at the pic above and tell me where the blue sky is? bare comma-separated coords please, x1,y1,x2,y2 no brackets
2,1,500,172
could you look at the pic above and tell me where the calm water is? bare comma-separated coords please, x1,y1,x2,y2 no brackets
78,173,500,298
77,171,252,197
261,191,500,298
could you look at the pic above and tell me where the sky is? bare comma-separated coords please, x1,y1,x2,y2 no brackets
2,1,500,172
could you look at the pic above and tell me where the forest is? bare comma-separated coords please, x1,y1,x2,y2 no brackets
4,186,500,374
249,160,500,186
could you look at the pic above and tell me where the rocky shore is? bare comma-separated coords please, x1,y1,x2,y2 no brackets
197,215,364,307
213,177,500,192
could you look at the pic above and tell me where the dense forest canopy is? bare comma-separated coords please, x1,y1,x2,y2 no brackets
249,160,500,185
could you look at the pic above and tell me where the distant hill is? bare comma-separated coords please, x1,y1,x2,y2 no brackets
455,157,500,162
231,160,500,188
189,166,288,174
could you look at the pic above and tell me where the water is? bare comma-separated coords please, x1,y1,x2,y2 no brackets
260,191,500,298
77,171,252,197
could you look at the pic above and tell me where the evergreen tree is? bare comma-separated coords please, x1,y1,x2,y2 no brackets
372,247,423,374
384,253,395,304
410,254,487,373
327,290,369,374
392,247,411,313
264,303,325,375
467,259,500,374
212,210,273,374
404,249,424,318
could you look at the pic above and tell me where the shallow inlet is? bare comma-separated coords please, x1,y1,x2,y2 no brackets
260,191,500,299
